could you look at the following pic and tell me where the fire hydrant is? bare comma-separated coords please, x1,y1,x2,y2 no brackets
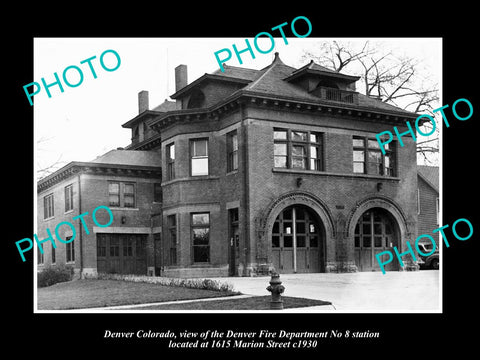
266,272,285,310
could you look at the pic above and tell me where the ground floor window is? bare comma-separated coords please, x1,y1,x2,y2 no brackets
66,237,74,263
167,215,177,266
191,213,210,263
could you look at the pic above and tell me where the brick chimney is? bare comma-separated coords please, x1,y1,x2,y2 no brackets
175,64,188,92
138,90,149,114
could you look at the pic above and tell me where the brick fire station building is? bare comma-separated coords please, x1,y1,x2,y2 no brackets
37,52,422,278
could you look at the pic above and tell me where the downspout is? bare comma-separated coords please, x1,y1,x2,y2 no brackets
241,102,250,276
150,211,162,275
77,173,84,277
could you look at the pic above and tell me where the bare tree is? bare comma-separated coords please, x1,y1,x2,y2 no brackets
302,40,440,165
37,136,67,180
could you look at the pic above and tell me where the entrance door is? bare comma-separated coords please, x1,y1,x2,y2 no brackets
271,205,323,273
354,208,398,271
228,209,240,276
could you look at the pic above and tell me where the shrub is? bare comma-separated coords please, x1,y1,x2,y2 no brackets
37,266,74,288
97,273,236,293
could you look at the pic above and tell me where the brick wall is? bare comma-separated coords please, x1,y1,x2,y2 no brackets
243,106,418,272
37,170,162,277
417,176,439,245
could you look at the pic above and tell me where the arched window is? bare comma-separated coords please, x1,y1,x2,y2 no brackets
187,89,205,109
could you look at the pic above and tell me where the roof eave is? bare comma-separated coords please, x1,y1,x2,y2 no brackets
122,110,163,128
170,74,252,99
284,68,361,83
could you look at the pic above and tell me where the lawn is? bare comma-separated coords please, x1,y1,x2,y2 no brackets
37,279,331,311
138,296,331,310
37,279,238,310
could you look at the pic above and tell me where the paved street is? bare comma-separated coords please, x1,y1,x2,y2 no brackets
209,270,440,312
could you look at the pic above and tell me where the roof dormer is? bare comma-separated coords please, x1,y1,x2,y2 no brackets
285,60,360,104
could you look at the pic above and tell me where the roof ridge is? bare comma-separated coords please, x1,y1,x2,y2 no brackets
244,52,296,91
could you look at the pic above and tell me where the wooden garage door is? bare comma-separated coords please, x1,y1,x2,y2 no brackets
354,209,398,272
271,205,324,273
97,234,147,275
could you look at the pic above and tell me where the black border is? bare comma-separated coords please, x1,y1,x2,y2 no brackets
7,6,478,354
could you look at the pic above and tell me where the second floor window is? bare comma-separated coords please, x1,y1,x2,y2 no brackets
273,129,323,171
109,182,136,208
65,184,73,212
191,138,209,176
44,193,54,219
227,131,238,172
166,143,175,180
353,136,396,176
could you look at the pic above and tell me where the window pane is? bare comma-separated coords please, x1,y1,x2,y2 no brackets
292,145,305,156
362,224,371,234
363,236,371,247
284,236,293,247
310,146,318,159
310,236,318,247
374,223,382,234
297,236,306,247
109,183,119,193
192,139,208,156
124,184,134,194
272,221,279,234
354,236,360,248
192,228,209,245
232,133,238,150
292,158,306,169
368,151,382,163
353,163,364,173
353,150,364,162
292,131,307,141
353,138,364,147
274,130,287,140
192,213,209,225
274,143,287,155
310,133,320,143
283,208,292,219
368,139,380,149
124,195,134,207
385,222,393,234
385,155,391,168
374,236,383,247
167,143,175,160
274,156,287,168
109,194,120,206
310,158,320,171
296,222,306,234
192,158,209,176
272,236,280,248
193,246,209,263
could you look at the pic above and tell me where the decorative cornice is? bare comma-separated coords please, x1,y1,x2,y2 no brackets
149,91,417,132
37,162,161,193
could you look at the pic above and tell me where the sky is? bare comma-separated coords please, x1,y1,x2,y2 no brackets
33,37,442,178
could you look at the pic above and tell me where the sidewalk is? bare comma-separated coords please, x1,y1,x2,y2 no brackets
208,270,440,312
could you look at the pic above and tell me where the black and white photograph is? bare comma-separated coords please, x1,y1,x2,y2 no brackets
7,8,478,355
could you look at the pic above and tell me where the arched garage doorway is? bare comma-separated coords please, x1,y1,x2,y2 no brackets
271,204,325,273
354,207,399,271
